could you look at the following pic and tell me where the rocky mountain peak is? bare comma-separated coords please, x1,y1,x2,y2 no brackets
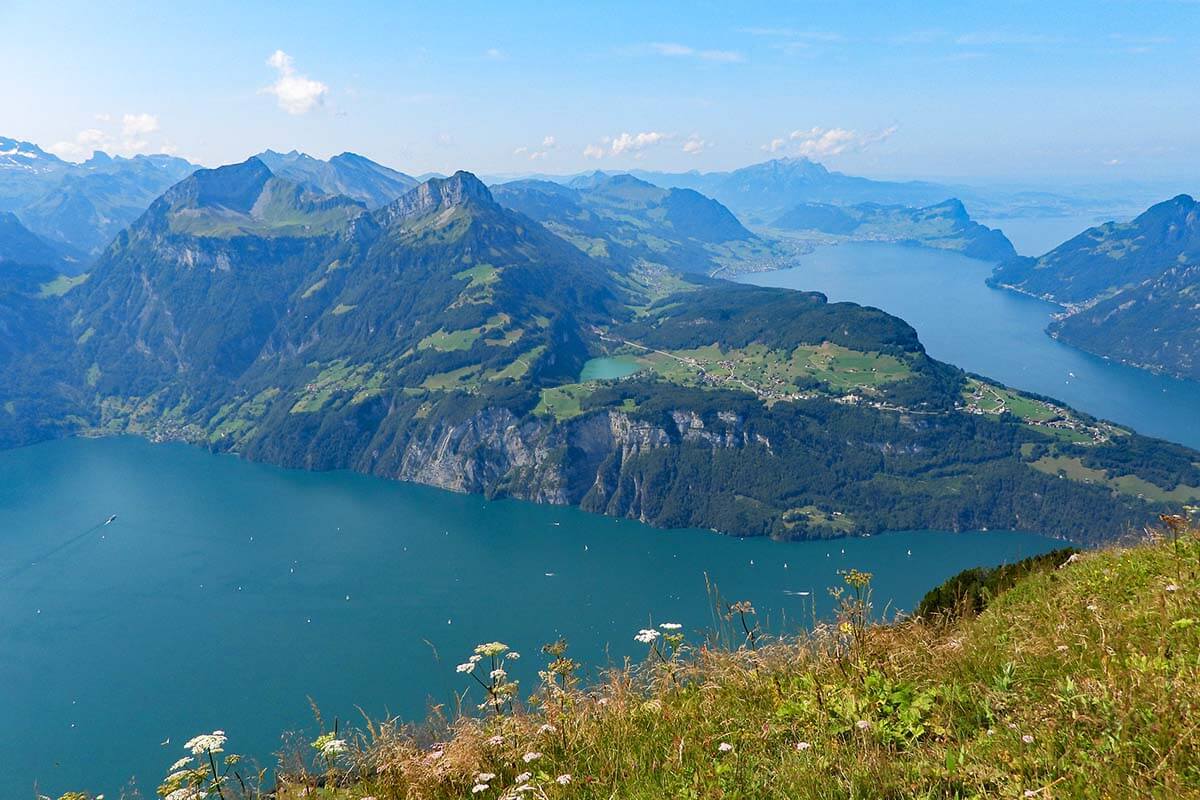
378,170,495,224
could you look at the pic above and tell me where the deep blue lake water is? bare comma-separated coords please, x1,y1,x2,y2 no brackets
0,436,1064,797
742,242,1200,450
979,213,1127,256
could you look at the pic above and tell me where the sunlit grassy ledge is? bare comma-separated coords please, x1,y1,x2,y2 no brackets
72,523,1199,800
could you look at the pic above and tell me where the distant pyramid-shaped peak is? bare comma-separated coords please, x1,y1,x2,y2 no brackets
164,157,274,213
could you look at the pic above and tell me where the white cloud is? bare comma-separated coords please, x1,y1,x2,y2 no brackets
47,114,174,161
763,125,898,159
610,131,667,155
738,27,845,43
954,31,1065,46
47,129,106,161
682,134,708,155
583,131,672,160
516,135,557,160
484,48,506,60
122,112,159,137
649,42,743,63
262,49,329,115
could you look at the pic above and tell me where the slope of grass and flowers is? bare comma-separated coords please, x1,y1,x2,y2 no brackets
62,517,1199,800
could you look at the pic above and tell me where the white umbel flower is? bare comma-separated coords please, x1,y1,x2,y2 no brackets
634,628,660,644
184,731,227,754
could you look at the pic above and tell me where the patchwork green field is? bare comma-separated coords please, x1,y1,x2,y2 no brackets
38,272,89,297
290,361,384,413
962,378,1120,445
534,340,913,421
1032,454,1200,504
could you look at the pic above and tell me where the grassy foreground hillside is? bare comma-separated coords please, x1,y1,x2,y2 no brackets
64,518,1197,800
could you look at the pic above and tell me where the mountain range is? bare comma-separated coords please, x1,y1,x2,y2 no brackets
991,195,1200,379
492,172,786,276
255,149,418,208
1,154,1197,544
0,137,197,262
0,211,77,272
0,139,426,270
628,158,956,224
770,198,1017,262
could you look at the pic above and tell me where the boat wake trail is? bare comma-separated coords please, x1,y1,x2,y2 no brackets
2,518,112,581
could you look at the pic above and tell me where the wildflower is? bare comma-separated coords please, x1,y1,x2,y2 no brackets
321,738,348,756
855,720,871,731
1022,734,1035,744
1166,584,1180,593
796,741,811,751
523,751,543,763
659,622,682,630
184,731,227,755
1086,603,1098,612
470,654,483,663
539,723,557,735
515,772,532,783
508,652,521,660
476,772,496,782
457,662,476,674
717,742,733,752
164,789,204,800
490,668,508,680
556,774,572,785
475,642,510,657
634,628,660,644
472,784,490,794
169,757,193,771
487,735,504,746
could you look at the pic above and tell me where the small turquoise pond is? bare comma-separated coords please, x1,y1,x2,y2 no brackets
579,356,642,381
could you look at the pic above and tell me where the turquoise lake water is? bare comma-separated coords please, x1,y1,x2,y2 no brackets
0,436,1065,797
742,242,1200,450
579,356,642,381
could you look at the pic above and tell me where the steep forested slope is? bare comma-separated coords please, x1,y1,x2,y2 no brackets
991,195,1200,378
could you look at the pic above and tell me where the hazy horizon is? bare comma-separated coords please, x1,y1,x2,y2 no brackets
3,0,1198,186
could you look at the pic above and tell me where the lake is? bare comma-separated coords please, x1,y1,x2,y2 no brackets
579,356,642,381
741,242,1200,450
0,436,1064,797
979,213,1129,256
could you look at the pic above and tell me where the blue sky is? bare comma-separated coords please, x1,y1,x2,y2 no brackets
2,0,1197,184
